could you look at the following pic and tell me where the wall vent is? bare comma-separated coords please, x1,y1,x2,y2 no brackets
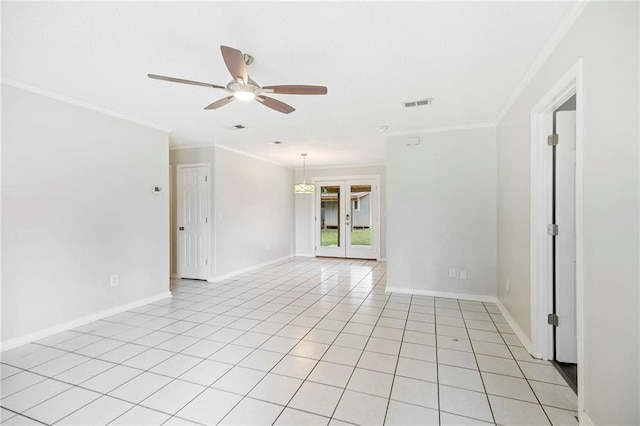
403,98,433,108
233,124,246,130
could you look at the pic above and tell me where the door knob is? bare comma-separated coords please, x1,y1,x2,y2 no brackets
179,226,185,231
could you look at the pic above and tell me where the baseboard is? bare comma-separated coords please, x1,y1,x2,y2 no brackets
1,291,172,352
578,411,594,426
378,258,387,262
384,286,497,303
210,255,293,283
294,253,315,258
170,273,178,279
495,298,534,355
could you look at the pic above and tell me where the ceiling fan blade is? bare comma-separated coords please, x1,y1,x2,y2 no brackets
204,96,235,110
262,85,328,95
147,74,224,89
256,95,295,114
220,45,248,84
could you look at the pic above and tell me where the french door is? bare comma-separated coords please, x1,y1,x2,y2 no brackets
315,178,379,259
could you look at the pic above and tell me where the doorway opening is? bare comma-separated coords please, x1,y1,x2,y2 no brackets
530,59,584,409
314,176,380,260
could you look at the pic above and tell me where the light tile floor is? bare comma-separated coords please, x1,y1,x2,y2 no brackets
1,258,578,425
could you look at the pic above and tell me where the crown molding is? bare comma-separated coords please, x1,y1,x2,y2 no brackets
386,122,495,137
170,142,292,169
299,162,387,171
2,78,172,133
495,1,589,123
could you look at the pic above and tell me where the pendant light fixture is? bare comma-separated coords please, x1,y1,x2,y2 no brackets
294,153,315,194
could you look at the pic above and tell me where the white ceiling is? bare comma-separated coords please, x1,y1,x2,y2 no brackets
2,1,572,168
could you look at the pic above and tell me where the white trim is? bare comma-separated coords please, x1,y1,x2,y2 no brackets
385,286,497,303
2,79,172,133
495,2,588,123
579,411,595,426
387,122,495,137
530,59,585,410
302,163,387,171
496,299,534,355
294,253,315,258
176,163,211,281
169,143,291,169
209,255,293,282
0,292,172,352
313,175,381,183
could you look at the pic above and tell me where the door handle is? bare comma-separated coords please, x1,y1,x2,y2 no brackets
179,226,185,231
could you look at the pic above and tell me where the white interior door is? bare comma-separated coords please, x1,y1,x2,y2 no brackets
315,178,379,259
177,164,210,280
555,111,577,363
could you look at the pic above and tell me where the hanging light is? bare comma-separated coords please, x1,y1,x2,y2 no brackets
294,153,315,194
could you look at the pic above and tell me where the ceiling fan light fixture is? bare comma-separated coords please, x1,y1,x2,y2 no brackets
233,90,256,101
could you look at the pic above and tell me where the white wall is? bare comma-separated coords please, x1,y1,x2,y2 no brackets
386,127,497,298
170,146,295,280
1,84,170,347
294,165,387,258
496,2,639,424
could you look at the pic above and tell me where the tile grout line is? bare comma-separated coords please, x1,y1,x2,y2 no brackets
456,298,497,425
326,280,395,424
481,301,556,425
382,293,413,425
173,259,386,425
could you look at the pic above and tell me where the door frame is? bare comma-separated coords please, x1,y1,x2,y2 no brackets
175,162,211,280
530,59,584,408
312,175,381,260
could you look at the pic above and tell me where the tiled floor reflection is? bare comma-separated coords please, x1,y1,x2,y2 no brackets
1,257,577,425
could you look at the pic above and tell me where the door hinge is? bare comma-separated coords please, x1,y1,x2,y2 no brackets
547,134,558,146
205,259,208,265
205,175,208,182
547,224,558,236
548,313,559,327
205,217,208,223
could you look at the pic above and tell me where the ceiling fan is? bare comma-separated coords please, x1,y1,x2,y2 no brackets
148,45,328,114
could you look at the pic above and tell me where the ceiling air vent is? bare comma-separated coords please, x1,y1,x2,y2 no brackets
403,98,433,108
233,124,246,130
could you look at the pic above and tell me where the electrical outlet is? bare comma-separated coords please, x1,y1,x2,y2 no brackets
110,274,119,287
449,268,457,278
459,270,467,280
506,278,510,293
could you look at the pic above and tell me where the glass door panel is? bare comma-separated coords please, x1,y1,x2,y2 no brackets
345,180,377,259
320,185,340,247
349,185,372,248
315,182,346,257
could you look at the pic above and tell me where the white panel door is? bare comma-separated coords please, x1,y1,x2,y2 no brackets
555,111,577,363
315,178,379,260
177,164,210,280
